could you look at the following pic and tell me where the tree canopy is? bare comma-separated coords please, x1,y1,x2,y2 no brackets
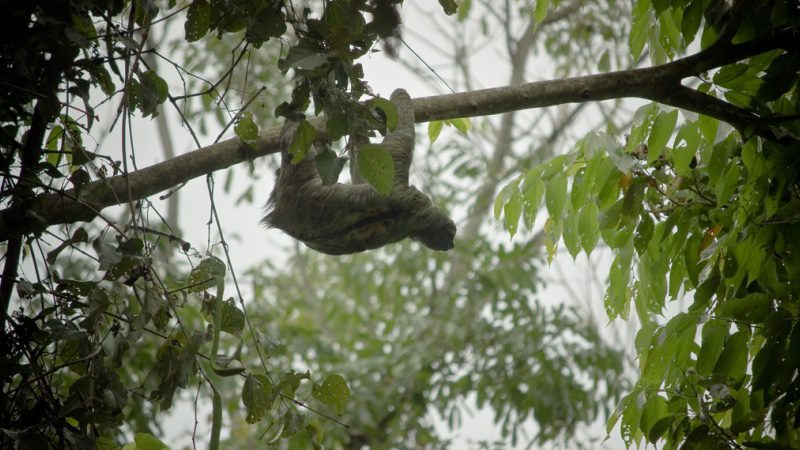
1,1,799,449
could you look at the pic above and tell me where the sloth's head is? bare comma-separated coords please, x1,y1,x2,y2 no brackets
411,213,456,251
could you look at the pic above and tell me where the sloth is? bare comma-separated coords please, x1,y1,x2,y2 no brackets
263,89,456,255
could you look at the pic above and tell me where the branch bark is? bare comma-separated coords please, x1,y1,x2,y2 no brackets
0,26,794,243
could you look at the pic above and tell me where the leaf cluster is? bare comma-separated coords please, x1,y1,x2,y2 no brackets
496,1,800,448
1,1,464,448
241,233,629,448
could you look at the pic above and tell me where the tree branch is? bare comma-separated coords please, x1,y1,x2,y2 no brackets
0,27,794,242
412,26,795,121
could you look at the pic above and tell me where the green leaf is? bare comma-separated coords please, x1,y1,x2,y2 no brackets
764,309,793,340
185,0,210,42
657,10,681,57
599,199,623,231
494,180,520,221
368,97,398,131
605,237,634,319
627,103,658,153
187,256,226,292
89,65,115,96
712,330,750,380
312,374,351,416
544,175,568,220
540,153,577,178
717,293,771,324
668,258,687,299
544,217,561,264
648,24,667,65
306,422,323,450
437,0,458,15
697,114,718,143
647,109,678,162
128,71,169,117
449,117,472,135
132,0,157,27
314,148,346,185
651,0,668,14
504,189,523,238
278,370,310,398
619,392,643,448
570,169,590,211
719,73,764,94
103,254,143,282
648,416,673,444
71,147,96,167
150,328,206,410
621,180,646,224
46,125,64,165
356,144,394,195
641,313,697,384
325,0,366,45
219,298,245,336
714,63,749,85
681,0,703,44
562,209,581,258
707,136,734,187
640,395,669,444
234,112,259,141
672,122,700,175
697,319,728,375
46,228,88,264
714,164,740,206
325,111,348,141
281,407,305,437
280,46,328,71
724,90,754,108
141,71,168,116
534,0,550,22
69,168,91,191
746,230,770,285
683,232,703,288
522,175,545,229
694,268,720,307
96,437,118,450
759,50,800,101
579,202,600,254
119,237,144,255
634,214,654,255
71,12,98,42
595,159,620,208
242,373,273,424
133,432,169,450
428,120,444,144
752,339,781,395
245,6,286,47
741,137,764,178
607,409,621,435
289,120,316,164
629,0,653,60
81,287,111,329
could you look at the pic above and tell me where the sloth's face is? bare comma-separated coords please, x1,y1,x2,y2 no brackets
413,216,456,251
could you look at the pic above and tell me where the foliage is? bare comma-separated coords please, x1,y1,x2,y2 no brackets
3,0,624,448
0,0,458,448
496,0,800,449
240,241,627,448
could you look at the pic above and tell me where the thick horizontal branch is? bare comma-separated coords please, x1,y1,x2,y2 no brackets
0,28,793,242
413,26,794,126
